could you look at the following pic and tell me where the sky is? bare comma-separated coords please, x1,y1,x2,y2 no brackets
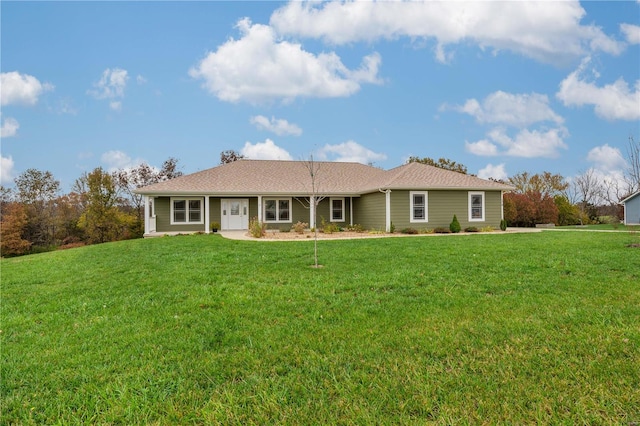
1,1,639,193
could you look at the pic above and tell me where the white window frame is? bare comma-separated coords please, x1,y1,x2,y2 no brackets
263,198,292,223
468,191,485,222
410,191,429,223
330,197,345,222
170,197,204,225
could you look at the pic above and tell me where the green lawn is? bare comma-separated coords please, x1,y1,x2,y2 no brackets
556,223,637,231
2,232,639,424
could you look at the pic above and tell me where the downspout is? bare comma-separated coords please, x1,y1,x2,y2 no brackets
379,188,391,232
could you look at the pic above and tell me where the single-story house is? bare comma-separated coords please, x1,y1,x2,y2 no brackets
135,159,515,236
621,190,640,225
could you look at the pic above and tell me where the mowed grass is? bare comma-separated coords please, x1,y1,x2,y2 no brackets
2,231,639,424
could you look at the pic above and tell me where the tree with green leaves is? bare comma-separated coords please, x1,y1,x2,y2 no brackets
220,150,245,164
407,156,468,174
74,168,133,244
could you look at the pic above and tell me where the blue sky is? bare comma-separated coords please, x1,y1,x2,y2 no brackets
1,1,639,193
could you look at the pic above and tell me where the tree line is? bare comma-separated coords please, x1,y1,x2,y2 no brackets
1,158,182,256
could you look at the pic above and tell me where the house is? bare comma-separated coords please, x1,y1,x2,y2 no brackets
135,159,515,236
621,191,640,225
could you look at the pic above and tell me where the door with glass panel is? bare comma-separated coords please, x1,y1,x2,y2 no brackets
221,199,249,230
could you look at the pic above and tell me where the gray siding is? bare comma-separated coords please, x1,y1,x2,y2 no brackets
625,194,640,224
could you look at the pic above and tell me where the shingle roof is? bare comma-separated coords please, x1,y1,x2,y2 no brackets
135,159,514,196
367,161,514,191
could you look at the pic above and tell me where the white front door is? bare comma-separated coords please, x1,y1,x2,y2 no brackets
221,199,249,230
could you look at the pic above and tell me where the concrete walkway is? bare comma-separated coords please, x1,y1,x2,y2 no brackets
218,227,546,241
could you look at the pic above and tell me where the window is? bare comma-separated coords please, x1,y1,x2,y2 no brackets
264,198,291,223
469,192,485,221
330,198,344,222
410,191,428,222
171,198,203,224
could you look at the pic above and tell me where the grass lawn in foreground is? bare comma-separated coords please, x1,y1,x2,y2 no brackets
2,231,639,424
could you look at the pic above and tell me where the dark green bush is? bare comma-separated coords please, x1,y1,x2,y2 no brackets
464,226,479,232
500,219,508,231
449,215,461,233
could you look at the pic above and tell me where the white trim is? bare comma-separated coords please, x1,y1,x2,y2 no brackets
349,196,353,226
144,195,150,234
468,191,485,222
409,191,428,223
384,189,391,232
170,197,204,225
330,197,345,222
204,196,210,233
263,197,293,223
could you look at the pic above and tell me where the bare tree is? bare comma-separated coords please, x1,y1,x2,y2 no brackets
115,158,183,236
572,168,603,224
624,135,640,195
299,156,326,268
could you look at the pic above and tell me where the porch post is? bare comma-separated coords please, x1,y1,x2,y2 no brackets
204,196,210,233
309,196,315,229
143,195,150,235
257,195,263,222
349,196,353,226
385,190,391,232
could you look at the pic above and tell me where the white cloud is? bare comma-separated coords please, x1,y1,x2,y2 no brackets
454,91,564,127
101,150,145,172
189,18,381,104
317,140,387,164
465,139,499,156
1,155,15,184
240,138,293,160
586,144,627,173
270,1,623,64
465,127,568,158
478,163,508,181
250,115,303,136
0,71,53,106
109,101,122,112
557,57,640,121
136,75,147,85
88,68,129,100
1,116,19,138
621,23,640,45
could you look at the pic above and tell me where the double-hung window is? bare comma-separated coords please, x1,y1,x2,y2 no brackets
171,198,203,224
410,191,428,222
469,192,485,221
330,198,344,222
264,198,291,223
